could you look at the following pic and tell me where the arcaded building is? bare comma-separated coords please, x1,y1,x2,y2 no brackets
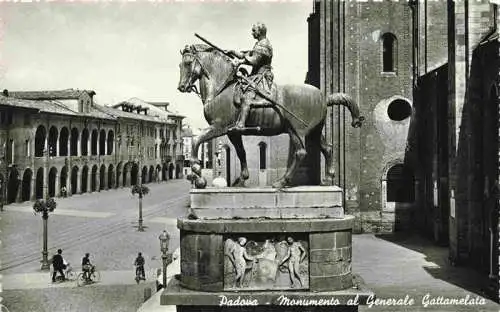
308,0,500,302
0,89,185,204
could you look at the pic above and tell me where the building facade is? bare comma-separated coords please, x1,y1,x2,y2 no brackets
0,89,184,204
308,0,500,301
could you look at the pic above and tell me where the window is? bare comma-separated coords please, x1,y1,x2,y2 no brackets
382,33,397,73
387,99,412,121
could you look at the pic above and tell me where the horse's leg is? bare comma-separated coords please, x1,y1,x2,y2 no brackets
227,132,249,187
320,134,335,180
272,129,307,189
191,125,224,164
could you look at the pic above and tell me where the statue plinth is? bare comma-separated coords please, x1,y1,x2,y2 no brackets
190,186,344,219
162,186,374,311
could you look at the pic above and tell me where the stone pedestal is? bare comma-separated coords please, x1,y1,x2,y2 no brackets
162,186,373,311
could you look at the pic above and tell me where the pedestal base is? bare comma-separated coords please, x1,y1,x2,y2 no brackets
162,275,373,312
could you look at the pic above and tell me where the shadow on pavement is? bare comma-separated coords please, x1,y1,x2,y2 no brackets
375,232,496,302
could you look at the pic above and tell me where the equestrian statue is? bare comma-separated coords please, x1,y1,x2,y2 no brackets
178,23,364,189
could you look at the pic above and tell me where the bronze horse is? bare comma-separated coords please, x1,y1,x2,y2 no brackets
177,44,364,188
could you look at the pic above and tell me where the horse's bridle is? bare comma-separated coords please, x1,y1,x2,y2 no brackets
182,46,238,102
181,50,206,97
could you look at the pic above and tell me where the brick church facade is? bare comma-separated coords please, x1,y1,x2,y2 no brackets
306,0,500,301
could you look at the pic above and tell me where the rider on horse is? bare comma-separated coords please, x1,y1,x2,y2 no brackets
229,22,274,131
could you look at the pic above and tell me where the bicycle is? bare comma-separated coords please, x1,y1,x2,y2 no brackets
76,266,101,287
50,262,76,283
134,265,146,284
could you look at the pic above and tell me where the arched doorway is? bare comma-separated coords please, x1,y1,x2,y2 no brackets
35,125,46,157
59,127,69,156
156,165,162,182
123,163,130,187
386,164,415,203
48,126,58,157
176,164,181,179
70,128,79,156
99,129,106,156
81,166,88,193
149,166,154,183
116,162,122,188
71,166,78,195
7,168,20,204
91,129,98,155
48,167,57,198
162,164,168,181
100,165,106,190
107,130,114,155
81,129,89,156
131,163,139,186
91,165,97,192
169,163,174,179
60,166,68,196
108,164,114,189
35,168,44,199
22,169,32,202
142,166,148,184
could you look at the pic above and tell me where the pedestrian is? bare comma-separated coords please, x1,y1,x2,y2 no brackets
61,186,67,198
134,252,145,280
52,249,65,282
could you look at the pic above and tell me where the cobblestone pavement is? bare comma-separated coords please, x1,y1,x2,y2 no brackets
0,179,190,312
0,179,190,275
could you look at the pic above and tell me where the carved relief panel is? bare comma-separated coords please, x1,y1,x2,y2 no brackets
223,233,309,291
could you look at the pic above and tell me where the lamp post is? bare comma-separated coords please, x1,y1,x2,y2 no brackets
33,197,57,270
159,230,170,289
132,145,148,231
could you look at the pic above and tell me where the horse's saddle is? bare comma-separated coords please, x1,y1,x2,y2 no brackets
233,72,279,108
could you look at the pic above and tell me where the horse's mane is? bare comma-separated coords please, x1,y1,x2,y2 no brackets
182,44,223,56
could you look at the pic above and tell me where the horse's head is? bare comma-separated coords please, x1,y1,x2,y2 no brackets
178,45,204,93
178,44,235,96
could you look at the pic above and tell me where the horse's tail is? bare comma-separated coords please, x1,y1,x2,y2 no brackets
326,93,365,128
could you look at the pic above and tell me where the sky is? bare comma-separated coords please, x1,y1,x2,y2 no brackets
0,1,313,131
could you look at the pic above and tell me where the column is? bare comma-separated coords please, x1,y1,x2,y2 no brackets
77,137,81,156
96,172,100,192
77,171,81,194
56,136,60,157
55,173,59,198
30,176,35,201
15,174,22,203
67,137,71,157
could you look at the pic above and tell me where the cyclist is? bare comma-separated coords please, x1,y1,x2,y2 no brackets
134,252,145,280
81,253,95,281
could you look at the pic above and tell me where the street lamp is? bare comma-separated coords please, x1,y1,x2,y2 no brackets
33,197,57,270
159,230,170,289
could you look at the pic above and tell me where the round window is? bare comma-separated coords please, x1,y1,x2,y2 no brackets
387,99,411,121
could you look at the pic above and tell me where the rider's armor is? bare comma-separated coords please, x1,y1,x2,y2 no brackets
234,38,275,128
